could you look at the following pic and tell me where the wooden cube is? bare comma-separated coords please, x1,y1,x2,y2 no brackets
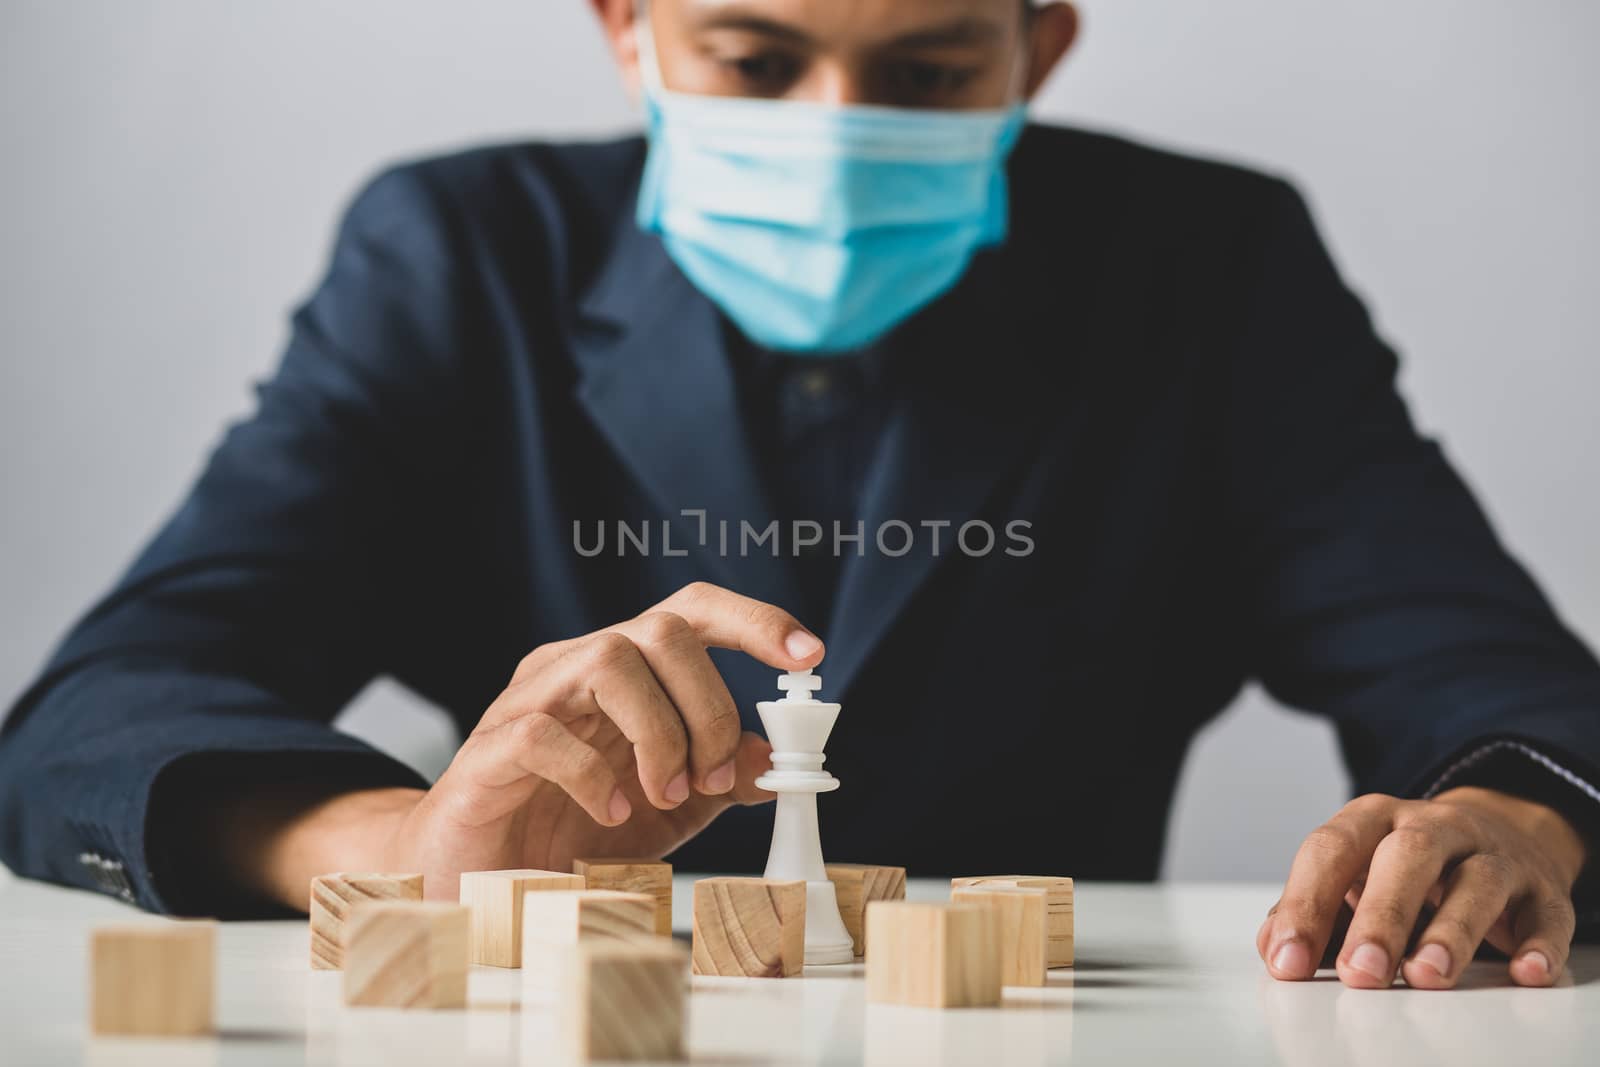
951,885,1048,987
558,940,688,1062
951,875,1073,967
825,863,906,957
522,889,658,998
90,922,216,1036
309,872,423,970
572,858,673,935
459,868,584,967
343,902,469,1009
690,877,805,978
866,902,1002,1008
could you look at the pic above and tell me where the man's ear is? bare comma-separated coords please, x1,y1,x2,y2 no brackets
1023,3,1080,98
590,0,643,90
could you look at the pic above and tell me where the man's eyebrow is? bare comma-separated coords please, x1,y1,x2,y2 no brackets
884,16,1008,50
682,9,1006,49
685,6,814,45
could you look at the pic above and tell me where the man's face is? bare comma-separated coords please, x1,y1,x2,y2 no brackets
624,0,1072,110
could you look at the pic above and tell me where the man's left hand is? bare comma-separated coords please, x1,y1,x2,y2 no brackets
1259,788,1588,988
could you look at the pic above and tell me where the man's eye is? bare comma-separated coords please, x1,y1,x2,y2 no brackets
885,61,978,101
725,52,800,90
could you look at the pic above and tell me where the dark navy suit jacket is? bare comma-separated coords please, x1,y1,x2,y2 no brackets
5,125,1600,918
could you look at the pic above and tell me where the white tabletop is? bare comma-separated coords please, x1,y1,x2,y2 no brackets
2,867,1592,1066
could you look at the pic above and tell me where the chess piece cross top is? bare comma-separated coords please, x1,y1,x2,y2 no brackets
776,669,823,703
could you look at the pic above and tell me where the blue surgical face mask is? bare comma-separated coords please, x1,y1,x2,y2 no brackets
633,15,1028,354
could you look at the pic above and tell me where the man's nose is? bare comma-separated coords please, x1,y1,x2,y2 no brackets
796,64,873,107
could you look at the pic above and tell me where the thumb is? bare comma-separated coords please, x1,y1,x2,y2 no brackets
728,731,777,805
668,733,775,837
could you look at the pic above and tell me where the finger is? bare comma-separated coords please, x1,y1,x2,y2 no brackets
659,732,778,842
1338,814,1476,989
657,582,825,669
1263,795,1396,981
1507,885,1576,987
608,611,743,795
479,637,586,733
727,731,777,806
507,635,582,686
1319,900,1356,969
1256,898,1352,969
451,712,627,828
479,634,692,810
1401,854,1516,990
579,632,693,809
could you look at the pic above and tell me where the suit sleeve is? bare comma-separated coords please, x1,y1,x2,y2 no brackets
1224,180,1600,895
0,165,471,916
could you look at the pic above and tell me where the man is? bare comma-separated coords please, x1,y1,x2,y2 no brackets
1,0,1596,994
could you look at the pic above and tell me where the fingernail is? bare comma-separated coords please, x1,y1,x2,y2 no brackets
1518,950,1550,977
705,760,736,794
1272,941,1312,977
1349,942,1391,982
665,771,690,804
607,788,632,823
785,630,822,660
1412,943,1452,979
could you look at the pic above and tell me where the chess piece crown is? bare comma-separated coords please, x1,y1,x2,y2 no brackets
755,669,841,793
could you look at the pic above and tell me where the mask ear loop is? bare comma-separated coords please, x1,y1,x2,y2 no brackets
1004,13,1033,106
633,2,665,96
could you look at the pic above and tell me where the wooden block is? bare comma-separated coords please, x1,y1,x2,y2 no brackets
951,885,1048,987
343,901,469,1009
309,872,423,970
558,940,688,1062
572,858,673,936
951,875,1073,967
865,901,1002,1008
824,863,906,957
458,868,584,967
690,877,805,978
522,889,658,998
89,922,216,1036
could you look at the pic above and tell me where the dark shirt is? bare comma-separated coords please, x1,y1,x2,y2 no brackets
727,328,892,633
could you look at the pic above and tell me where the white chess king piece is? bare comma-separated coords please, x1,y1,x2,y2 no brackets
754,669,856,966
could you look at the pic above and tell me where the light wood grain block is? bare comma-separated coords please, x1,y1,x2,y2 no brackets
951,875,1074,967
343,902,469,1009
458,868,584,968
558,939,688,1062
865,901,1001,1008
690,877,805,978
951,885,1048,987
522,889,658,998
572,858,673,935
89,922,216,1036
824,863,906,957
309,872,423,970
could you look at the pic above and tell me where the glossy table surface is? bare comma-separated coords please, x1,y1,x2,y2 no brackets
2,868,1593,1066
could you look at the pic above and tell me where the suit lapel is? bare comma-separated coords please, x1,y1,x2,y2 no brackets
570,204,805,614
822,251,1062,697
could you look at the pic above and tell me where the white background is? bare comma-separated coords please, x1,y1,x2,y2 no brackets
3,1,1596,880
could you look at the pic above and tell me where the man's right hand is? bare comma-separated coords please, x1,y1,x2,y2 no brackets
228,583,824,909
